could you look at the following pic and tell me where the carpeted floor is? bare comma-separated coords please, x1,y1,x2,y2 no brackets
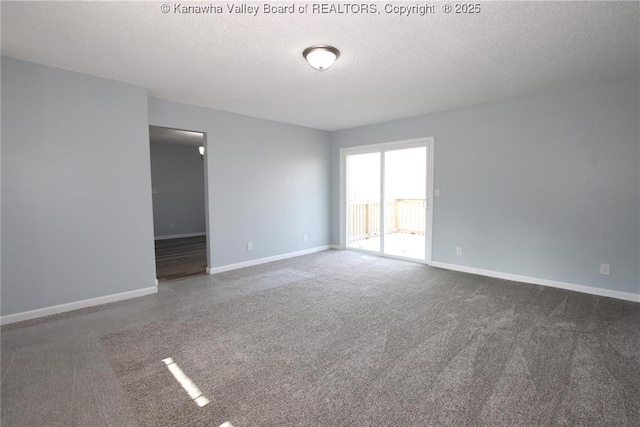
101,250,640,426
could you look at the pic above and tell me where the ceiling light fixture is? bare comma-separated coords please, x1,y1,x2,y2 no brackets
303,45,340,71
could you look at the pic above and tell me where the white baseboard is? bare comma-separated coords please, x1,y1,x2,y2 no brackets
0,286,158,326
207,245,332,275
429,261,639,303
429,262,476,275
155,232,205,241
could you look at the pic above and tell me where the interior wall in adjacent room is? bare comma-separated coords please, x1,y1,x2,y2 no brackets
150,141,206,238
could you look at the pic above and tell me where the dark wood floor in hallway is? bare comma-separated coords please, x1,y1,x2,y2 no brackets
155,236,207,282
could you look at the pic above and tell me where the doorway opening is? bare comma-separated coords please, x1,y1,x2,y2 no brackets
340,138,434,263
149,126,209,282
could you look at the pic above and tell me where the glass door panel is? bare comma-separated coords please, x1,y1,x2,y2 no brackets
347,152,381,253
383,147,427,260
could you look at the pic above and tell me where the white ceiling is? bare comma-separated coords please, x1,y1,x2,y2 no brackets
2,1,638,131
149,126,204,146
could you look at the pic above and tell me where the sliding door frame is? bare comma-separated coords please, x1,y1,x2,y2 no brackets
339,137,435,264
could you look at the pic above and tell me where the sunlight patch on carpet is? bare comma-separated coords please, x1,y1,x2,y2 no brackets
162,357,210,407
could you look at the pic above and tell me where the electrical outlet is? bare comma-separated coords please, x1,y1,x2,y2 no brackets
456,247,462,256
247,242,253,251
600,263,610,275
303,234,308,242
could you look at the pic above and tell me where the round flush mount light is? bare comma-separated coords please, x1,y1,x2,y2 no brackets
303,45,340,71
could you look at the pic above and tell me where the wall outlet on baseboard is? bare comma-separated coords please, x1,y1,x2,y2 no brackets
247,242,253,251
303,234,308,242
600,263,610,275
456,247,462,256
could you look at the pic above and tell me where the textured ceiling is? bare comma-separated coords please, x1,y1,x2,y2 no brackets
2,1,638,131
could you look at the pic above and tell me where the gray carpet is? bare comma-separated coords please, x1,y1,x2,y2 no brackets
102,250,640,426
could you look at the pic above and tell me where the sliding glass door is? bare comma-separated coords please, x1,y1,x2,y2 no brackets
346,143,429,261
347,152,381,252
383,147,427,260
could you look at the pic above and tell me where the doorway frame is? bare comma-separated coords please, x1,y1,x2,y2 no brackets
339,137,434,264
148,125,211,281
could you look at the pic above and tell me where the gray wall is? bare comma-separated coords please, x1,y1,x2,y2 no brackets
148,97,331,268
150,141,206,238
331,77,640,295
1,57,157,316
2,55,635,317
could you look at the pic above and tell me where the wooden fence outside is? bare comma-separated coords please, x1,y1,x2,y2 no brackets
348,199,425,242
